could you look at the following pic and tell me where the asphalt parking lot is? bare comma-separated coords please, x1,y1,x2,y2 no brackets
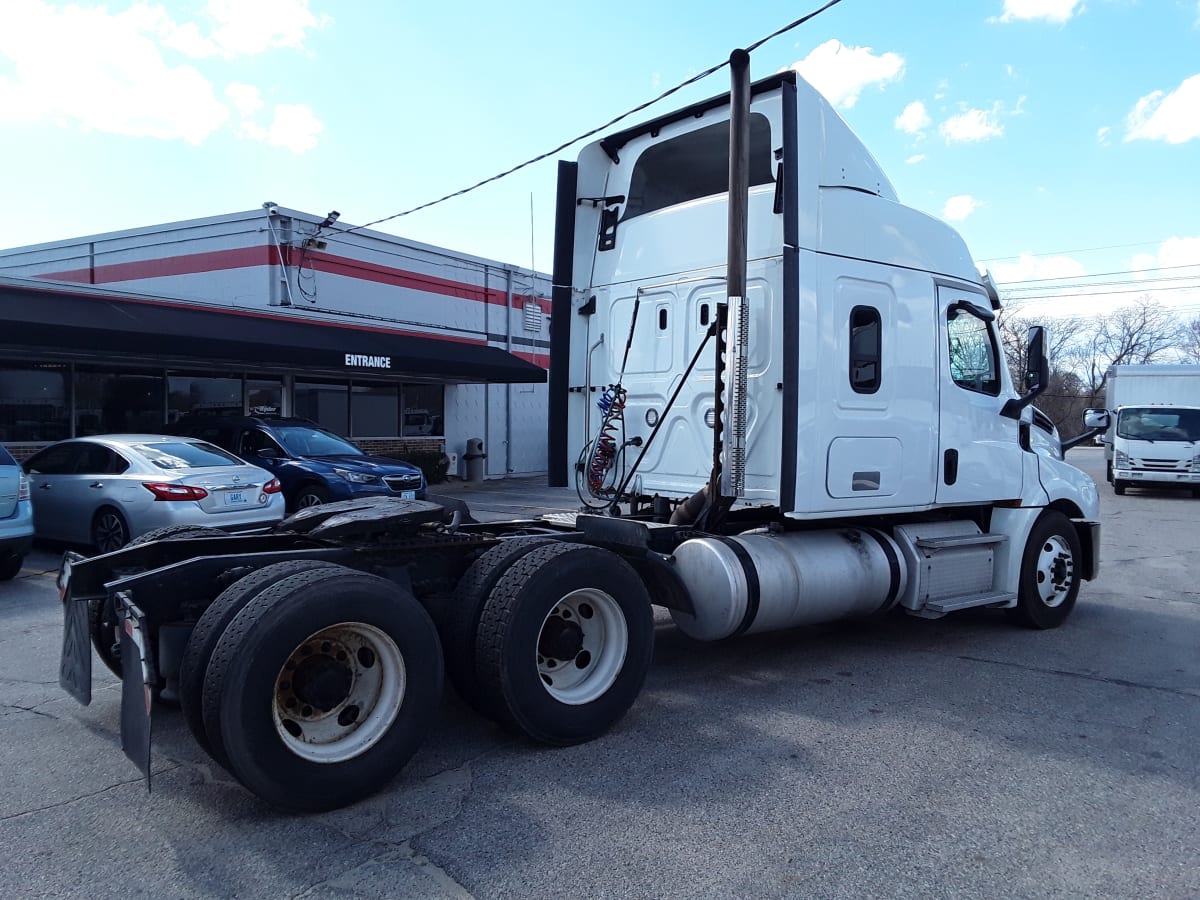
2,447,1197,898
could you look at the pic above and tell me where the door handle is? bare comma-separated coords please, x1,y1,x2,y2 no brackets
38,483,51,490
90,482,104,489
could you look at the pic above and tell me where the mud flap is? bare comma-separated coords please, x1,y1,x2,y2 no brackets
57,551,92,706
117,593,155,790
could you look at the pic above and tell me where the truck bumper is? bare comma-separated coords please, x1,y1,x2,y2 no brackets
1114,469,1200,486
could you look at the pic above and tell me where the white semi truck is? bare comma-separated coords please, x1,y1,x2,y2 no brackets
1090,364,1200,494
57,53,1101,812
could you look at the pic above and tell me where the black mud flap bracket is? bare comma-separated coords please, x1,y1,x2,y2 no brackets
117,593,155,791
58,551,92,706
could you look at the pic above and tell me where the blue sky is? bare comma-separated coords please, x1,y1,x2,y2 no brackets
1,0,1198,321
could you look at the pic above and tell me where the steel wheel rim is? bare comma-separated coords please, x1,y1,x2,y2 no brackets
1035,534,1075,607
272,622,406,763
535,588,628,706
95,513,126,554
297,493,323,508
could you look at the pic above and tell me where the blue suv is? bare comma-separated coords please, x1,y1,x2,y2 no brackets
173,416,427,512
0,444,34,581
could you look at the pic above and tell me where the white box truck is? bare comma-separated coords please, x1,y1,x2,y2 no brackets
57,52,1101,812
1093,364,1200,494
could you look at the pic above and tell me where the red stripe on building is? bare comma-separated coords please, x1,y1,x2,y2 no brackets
38,244,554,314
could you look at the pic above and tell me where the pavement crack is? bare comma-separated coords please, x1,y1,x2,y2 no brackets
0,702,61,721
955,654,1200,700
0,765,182,822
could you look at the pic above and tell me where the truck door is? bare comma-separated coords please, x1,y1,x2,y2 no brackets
935,286,1023,504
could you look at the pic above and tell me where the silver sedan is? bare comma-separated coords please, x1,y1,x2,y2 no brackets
23,434,285,553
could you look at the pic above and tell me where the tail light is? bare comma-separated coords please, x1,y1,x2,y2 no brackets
143,482,209,501
17,473,29,502
263,478,282,494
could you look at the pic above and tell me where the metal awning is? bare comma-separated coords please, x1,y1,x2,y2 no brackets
0,280,546,384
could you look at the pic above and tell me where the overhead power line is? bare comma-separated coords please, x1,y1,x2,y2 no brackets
977,238,1175,263
997,261,1200,289
333,0,846,238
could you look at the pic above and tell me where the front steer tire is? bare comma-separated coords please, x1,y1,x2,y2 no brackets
180,559,343,763
474,543,654,746
203,566,443,812
1007,510,1082,629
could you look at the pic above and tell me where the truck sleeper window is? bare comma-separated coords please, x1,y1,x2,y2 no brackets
947,308,1000,395
624,114,775,221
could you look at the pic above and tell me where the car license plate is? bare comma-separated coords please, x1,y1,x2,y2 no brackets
401,490,416,500
223,490,249,506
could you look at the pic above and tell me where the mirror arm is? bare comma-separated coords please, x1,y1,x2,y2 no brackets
1062,426,1104,454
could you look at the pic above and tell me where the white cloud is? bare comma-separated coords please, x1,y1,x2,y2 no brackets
940,106,1005,143
786,39,905,109
1096,125,1112,146
266,104,324,153
990,253,1088,287
0,0,325,148
943,195,983,221
1124,74,1200,144
895,101,931,135
906,154,927,165
993,0,1084,23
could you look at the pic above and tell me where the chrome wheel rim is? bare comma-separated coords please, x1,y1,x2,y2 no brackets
535,588,628,705
1035,534,1075,608
95,513,127,554
272,622,406,763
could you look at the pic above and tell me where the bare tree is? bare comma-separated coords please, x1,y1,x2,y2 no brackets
996,306,1086,390
1081,299,1185,401
1180,316,1200,364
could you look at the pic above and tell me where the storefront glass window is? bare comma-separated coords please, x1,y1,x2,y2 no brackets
0,365,70,442
75,370,165,435
350,383,399,437
167,373,242,426
247,378,283,417
295,381,349,434
402,384,444,436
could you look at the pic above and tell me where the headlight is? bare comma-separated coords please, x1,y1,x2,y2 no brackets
1114,450,1129,468
334,468,380,484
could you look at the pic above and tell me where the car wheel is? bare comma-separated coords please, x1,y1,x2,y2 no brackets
1113,481,1127,496
293,484,332,511
1006,510,1082,629
91,507,130,555
0,555,23,582
203,566,443,811
180,559,344,765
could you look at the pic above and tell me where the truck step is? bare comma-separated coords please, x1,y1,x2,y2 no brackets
921,590,1017,614
915,533,1008,551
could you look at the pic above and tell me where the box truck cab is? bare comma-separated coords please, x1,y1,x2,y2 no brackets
1092,364,1200,494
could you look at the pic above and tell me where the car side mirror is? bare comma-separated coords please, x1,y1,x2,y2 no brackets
254,448,282,460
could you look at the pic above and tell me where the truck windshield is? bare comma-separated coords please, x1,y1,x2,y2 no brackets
1116,407,1200,442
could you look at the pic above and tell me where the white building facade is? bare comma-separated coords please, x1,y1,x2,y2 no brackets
0,206,550,476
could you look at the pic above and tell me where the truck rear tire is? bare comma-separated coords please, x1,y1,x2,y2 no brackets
179,559,343,761
203,567,443,811
474,543,654,746
129,525,224,545
1007,510,1082,629
440,537,554,715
